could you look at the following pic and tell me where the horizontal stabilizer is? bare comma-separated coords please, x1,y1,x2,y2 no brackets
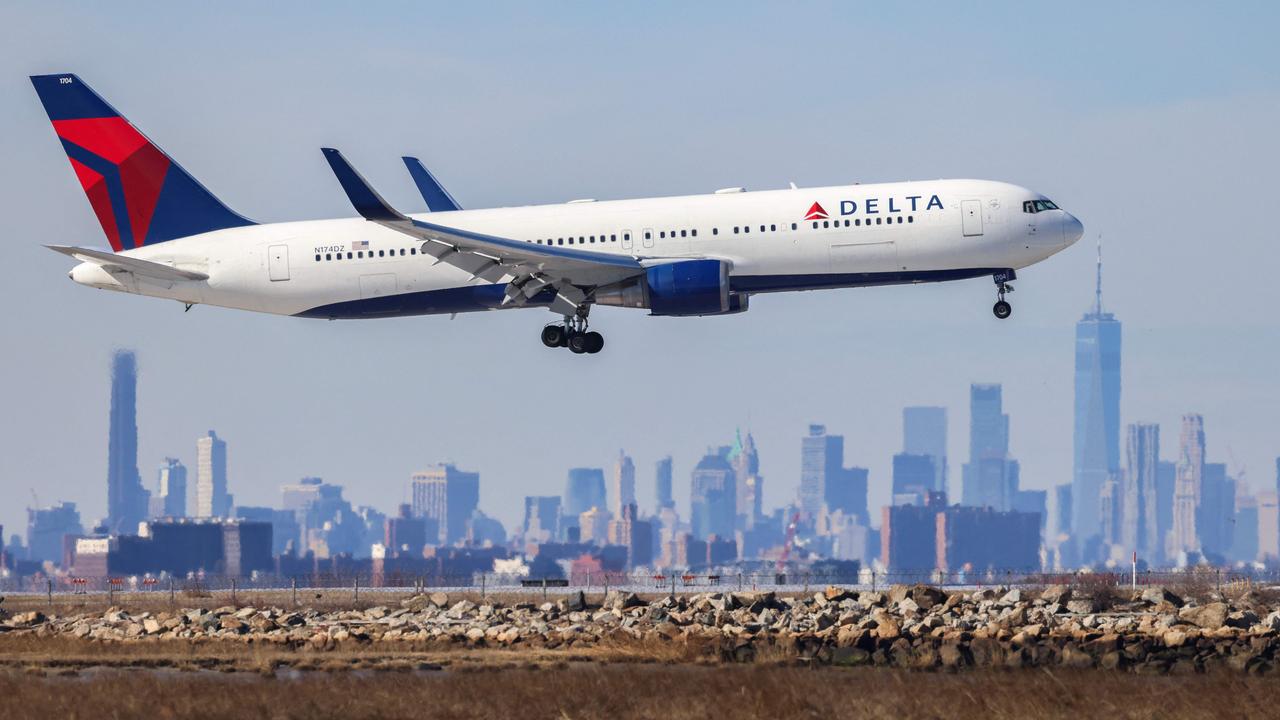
402,157,462,212
46,245,208,281
321,148,407,222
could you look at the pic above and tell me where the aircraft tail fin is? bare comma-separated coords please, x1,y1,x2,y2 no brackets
30,73,253,251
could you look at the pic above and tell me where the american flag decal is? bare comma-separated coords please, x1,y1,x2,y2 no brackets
352,239,369,251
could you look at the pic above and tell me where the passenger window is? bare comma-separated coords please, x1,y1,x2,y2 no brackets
733,227,739,234
759,225,765,232
770,224,776,232
812,222,818,229
611,234,617,242
791,223,797,230
713,228,718,235
822,221,829,228
744,226,750,234
346,252,353,259
680,230,686,238
411,248,417,255
660,231,666,239
324,253,331,261
644,231,651,239
908,216,914,223
691,229,697,237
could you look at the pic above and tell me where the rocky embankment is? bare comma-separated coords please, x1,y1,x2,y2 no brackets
3,585,1280,674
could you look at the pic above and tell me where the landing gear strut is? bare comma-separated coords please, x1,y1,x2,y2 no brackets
992,270,1015,320
542,307,604,354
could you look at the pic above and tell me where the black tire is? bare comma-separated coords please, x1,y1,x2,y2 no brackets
584,331,604,354
541,325,566,348
568,333,589,354
993,300,1012,319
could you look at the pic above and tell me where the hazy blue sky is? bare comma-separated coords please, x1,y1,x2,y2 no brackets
1,1,1277,538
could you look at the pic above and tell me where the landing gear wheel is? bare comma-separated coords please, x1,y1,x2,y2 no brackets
993,300,1012,319
541,325,567,348
584,331,604,354
568,333,590,354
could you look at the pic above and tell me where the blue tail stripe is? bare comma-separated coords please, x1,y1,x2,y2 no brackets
60,138,136,248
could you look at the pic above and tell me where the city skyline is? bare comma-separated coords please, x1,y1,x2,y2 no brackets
2,3,1278,544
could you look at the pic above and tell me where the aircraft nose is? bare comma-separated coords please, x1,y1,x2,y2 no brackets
1062,212,1084,246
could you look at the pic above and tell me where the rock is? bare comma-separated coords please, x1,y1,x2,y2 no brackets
872,611,900,640
561,591,587,612
142,619,162,635
1227,610,1259,629
1179,602,1229,630
939,641,967,668
9,612,45,627
910,585,947,610
1163,629,1189,647
824,586,856,603
1066,599,1097,614
896,597,920,615
1141,587,1184,607
1040,585,1072,604
447,600,477,618
998,589,1022,606
429,592,449,607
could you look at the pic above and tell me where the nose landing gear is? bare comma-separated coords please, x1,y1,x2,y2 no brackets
992,269,1015,320
542,308,604,354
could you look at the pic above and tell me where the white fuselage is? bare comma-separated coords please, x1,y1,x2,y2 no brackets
69,178,1082,318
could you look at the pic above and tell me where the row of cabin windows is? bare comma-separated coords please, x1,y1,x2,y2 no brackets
534,233,625,246
813,215,912,229
316,247,417,262
314,215,916,261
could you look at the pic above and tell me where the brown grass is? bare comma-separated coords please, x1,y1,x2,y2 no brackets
1,664,1277,719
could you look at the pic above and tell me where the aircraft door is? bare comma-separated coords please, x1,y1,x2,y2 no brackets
961,200,983,237
621,229,633,250
267,244,290,281
641,228,655,249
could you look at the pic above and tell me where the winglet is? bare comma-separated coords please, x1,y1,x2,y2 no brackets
402,156,462,212
321,148,407,222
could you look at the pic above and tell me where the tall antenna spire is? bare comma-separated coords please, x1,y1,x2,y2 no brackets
1094,234,1103,315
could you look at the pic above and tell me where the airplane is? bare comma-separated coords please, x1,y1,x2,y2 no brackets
32,73,1083,355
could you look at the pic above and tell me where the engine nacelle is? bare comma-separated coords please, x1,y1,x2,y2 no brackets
595,259,746,316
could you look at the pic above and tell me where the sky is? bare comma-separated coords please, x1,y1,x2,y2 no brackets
1,1,1278,539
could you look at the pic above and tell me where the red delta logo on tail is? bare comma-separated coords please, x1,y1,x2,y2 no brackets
53,117,170,252
803,202,828,221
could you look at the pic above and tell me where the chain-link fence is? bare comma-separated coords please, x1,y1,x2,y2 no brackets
3,566,1277,607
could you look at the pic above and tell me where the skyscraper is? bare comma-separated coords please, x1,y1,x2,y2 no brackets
728,429,761,529
1072,241,1122,544
1198,463,1234,559
156,457,187,518
1156,460,1176,561
892,453,936,506
826,467,869,525
961,384,1017,510
1171,414,1205,555
801,424,842,516
1122,423,1159,558
564,468,607,518
655,456,674,511
609,451,636,516
903,406,947,492
523,495,561,542
106,350,148,533
690,448,735,540
195,431,230,518
410,464,480,546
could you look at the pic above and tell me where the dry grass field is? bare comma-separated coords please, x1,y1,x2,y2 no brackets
1,663,1277,720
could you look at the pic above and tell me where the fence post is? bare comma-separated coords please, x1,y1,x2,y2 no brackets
169,578,175,606
108,580,114,606
47,579,52,608
480,573,486,600
738,573,743,592
231,578,236,606
603,575,609,599
670,575,676,598
291,578,298,606
1216,569,1221,597
354,577,359,604
542,577,548,604
871,571,877,593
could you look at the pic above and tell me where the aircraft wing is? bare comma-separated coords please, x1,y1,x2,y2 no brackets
46,245,209,281
322,148,646,314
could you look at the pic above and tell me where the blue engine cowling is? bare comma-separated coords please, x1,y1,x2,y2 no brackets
646,259,731,316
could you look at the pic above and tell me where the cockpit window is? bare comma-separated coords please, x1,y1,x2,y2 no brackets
1023,199,1060,213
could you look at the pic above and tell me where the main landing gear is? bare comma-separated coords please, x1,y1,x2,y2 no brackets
541,309,604,354
992,270,1015,320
